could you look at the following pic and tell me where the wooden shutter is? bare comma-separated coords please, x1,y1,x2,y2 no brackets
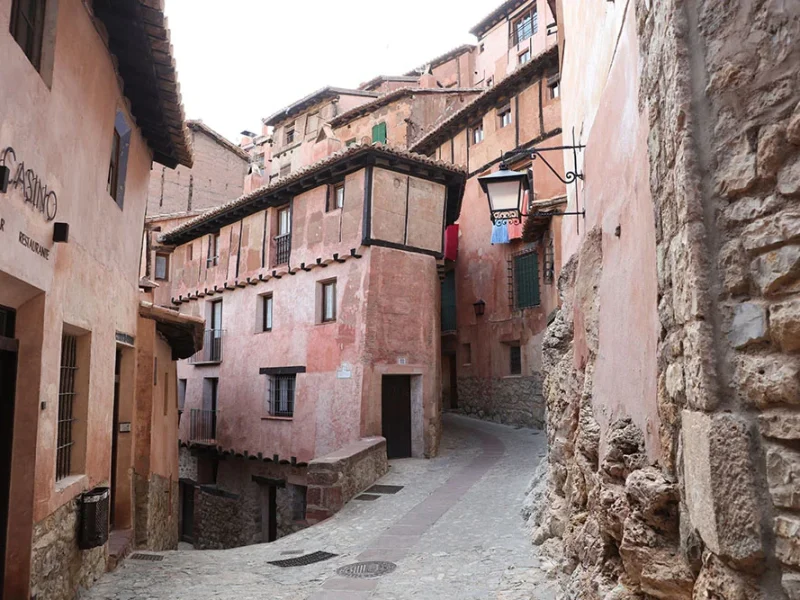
514,252,540,309
372,122,387,144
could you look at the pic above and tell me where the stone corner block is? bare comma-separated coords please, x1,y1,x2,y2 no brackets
681,411,765,568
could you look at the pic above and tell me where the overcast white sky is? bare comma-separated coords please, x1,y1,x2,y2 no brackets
164,0,495,142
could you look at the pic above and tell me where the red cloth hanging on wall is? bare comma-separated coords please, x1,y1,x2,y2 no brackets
444,224,459,260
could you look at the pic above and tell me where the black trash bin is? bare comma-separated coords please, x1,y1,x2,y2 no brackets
79,486,109,550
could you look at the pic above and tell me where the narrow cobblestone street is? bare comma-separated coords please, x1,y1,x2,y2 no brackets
85,415,559,600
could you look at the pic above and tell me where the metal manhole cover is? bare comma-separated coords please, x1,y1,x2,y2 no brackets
354,494,381,501
367,485,404,495
268,551,338,568
336,561,397,579
129,553,164,562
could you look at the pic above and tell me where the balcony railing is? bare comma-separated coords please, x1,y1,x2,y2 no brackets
274,233,291,266
189,409,217,444
189,329,224,364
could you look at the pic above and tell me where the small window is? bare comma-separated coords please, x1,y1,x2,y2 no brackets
187,243,193,262
510,345,522,375
262,294,273,332
178,379,187,413
549,81,560,99
479,43,485,53
279,164,291,177
56,333,78,481
372,122,387,144
107,112,131,208
498,104,512,128
285,123,296,145
305,112,319,135
155,253,169,281
463,343,472,365
519,49,531,65
486,76,494,88
345,138,357,146
471,122,485,145
268,374,295,418
278,206,291,236
10,0,46,71
321,280,336,323
328,181,345,211
207,232,220,268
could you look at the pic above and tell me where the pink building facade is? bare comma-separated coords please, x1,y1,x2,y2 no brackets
158,145,465,546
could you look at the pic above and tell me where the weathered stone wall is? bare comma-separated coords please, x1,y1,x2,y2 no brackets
457,375,544,428
191,458,308,550
529,1,800,598
134,472,179,551
306,437,389,523
29,497,107,600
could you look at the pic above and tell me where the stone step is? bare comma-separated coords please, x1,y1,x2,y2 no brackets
106,529,134,572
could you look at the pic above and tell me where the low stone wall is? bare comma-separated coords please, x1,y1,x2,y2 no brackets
29,497,107,600
306,437,389,523
193,486,246,550
134,472,179,551
457,375,545,428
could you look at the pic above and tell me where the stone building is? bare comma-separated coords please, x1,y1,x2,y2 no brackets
0,0,196,598
158,144,465,547
528,0,800,598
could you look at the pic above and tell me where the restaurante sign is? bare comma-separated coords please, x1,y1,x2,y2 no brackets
0,147,58,221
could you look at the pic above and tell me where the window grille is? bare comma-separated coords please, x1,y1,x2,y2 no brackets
268,375,295,418
510,250,540,310
57,334,78,480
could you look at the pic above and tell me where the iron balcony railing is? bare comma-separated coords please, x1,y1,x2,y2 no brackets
189,329,224,364
274,233,291,266
189,409,217,444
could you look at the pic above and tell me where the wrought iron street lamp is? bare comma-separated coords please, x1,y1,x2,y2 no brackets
477,128,587,230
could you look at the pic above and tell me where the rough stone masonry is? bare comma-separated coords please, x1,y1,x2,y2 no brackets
527,1,800,599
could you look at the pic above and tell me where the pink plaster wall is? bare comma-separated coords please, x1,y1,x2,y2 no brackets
0,0,156,592
559,3,661,458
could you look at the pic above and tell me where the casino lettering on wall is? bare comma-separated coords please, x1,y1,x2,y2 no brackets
0,147,59,222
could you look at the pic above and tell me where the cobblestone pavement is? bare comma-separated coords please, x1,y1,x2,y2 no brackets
85,414,560,600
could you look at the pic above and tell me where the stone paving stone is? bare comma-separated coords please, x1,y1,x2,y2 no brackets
84,414,556,600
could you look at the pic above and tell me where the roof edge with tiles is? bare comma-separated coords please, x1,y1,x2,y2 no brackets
187,120,251,162
160,143,467,246
263,87,380,127
469,0,529,37
403,44,477,77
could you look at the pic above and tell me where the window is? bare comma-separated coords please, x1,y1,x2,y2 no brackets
274,206,291,266
321,280,336,323
549,81,560,99
511,7,537,46
471,122,484,145
107,112,131,208
262,294,273,332
279,164,291,177
498,104,512,128
479,42,485,53
207,232,220,268
187,243,193,262
372,122,387,144
56,333,78,481
155,253,169,281
285,123,296,145
486,76,494,88
328,181,345,211
463,343,472,365
268,374,295,418
519,49,531,65
178,379,187,413
510,345,522,375
10,0,46,70
305,112,319,135
512,250,540,309
345,138,357,146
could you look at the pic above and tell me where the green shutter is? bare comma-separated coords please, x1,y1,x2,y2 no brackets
514,252,539,309
372,122,387,144
441,271,457,332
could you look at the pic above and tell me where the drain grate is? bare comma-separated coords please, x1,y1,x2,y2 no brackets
367,485,404,495
268,551,338,568
129,553,164,562
336,561,397,579
355,494,381,501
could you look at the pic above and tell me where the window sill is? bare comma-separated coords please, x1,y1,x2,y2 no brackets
317,320,337,326
55,474,88,495
262,416,293,421
192,360,222,366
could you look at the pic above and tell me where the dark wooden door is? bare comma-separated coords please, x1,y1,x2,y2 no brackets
0,306,17,597
268,485,277,542
381,375,412,459
180,481,194,542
